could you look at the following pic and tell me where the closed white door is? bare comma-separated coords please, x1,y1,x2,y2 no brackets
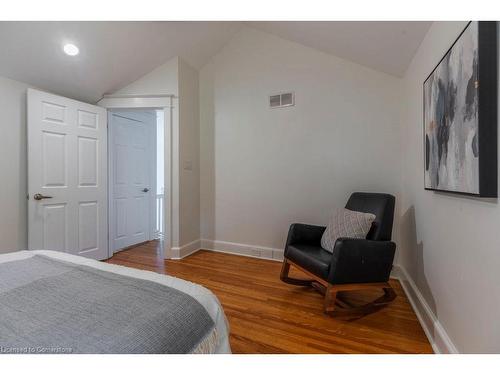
27,89,108,260
109,111,155,252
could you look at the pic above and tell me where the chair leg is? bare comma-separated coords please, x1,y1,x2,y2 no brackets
323,284,337,314
378,287,397,305
280,259,397,318
328,285,397,318
311,281,326,295
280,259,314,286
280,258,290,279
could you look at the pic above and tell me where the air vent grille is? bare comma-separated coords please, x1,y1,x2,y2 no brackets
269,92,294,108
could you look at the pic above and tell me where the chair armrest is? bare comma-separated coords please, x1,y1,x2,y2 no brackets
328,238,396,284
285,223,326,248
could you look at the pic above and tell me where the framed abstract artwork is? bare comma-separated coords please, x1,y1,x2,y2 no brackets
424,21,498,197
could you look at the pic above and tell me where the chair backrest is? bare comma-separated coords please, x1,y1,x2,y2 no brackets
345,192,395,241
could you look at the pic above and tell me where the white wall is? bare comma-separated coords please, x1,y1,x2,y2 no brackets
0,76,30,253
399,21,500,353
199,27,404,252
113,56,179,96
178,58,200,246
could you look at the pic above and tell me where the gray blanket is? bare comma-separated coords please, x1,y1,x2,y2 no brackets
0,255,215,354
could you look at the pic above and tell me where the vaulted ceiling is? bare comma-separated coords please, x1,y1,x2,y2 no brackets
0,21,431,103
249,21,432,77
0,22,242,102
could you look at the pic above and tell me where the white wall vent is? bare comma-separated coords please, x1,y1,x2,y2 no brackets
270,92,294,108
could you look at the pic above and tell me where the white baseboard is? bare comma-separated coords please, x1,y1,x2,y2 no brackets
169,238,284,261
170,239,201,259
391,264,458,354
200,239,283,262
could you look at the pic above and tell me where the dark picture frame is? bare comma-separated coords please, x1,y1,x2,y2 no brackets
423,21,498,197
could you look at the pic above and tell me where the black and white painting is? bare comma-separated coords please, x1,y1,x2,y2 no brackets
424,22,479,194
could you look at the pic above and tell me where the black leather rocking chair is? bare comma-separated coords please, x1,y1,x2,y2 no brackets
280,192,397,317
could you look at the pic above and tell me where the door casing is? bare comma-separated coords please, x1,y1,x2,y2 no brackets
98,95,174,260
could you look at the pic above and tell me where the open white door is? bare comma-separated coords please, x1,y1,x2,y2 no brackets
27,88,108,260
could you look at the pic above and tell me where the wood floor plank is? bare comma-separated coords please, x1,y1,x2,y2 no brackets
106,241,433,354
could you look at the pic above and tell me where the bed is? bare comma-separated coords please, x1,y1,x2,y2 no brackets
0,250,230,354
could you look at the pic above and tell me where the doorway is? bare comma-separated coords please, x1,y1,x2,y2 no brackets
98,94,174,261
27,89,174,260
108,109,166,255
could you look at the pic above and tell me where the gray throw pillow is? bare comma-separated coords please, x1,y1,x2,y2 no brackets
320,208,376,252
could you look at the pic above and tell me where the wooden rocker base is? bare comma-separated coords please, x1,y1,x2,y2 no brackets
280,258,396,318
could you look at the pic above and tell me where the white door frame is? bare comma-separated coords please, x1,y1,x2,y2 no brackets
107,110,157,254
98,95,176,259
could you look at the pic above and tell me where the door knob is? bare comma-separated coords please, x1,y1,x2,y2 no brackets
142,188,150,193
33,193,53,200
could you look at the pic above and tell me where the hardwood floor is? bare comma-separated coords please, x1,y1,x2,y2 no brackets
106,240,433,354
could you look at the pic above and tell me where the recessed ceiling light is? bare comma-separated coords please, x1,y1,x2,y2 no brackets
63,43,79,56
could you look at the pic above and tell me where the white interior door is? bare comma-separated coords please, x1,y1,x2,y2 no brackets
27,88,108,260
109,111,155,253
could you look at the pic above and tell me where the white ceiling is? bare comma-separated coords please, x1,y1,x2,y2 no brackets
0,22,242,102
0,21,431,103
249,21,432,77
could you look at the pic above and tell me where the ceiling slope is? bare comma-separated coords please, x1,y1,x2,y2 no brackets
249,21,432,77
0,21,241,102
0,21,431,103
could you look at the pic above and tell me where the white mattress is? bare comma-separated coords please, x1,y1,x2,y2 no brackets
0,250,231,354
